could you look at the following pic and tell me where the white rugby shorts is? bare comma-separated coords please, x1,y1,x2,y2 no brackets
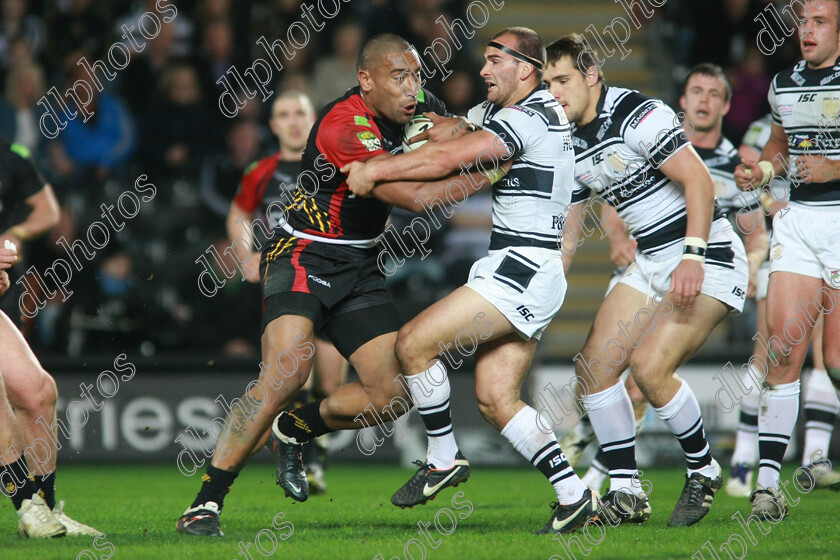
465,247,566,340
618,223,749,312
769,205,840,288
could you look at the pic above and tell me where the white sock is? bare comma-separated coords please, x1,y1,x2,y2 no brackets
404,361,458,468
582,383,639,494
731,367,760,466
501,406,586,504
802,369,839,466
757,381,801,489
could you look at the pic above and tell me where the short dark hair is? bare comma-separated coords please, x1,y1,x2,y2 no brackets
545,34,604,83
491,27,546,81
356,33,413,72
681,63,731,102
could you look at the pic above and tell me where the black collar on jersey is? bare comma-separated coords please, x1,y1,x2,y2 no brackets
487,41,543,69
596,83,608,116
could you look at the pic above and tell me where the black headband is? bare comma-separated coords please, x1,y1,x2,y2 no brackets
487,41,543,70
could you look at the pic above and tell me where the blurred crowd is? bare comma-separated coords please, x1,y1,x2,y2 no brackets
0,0,487,358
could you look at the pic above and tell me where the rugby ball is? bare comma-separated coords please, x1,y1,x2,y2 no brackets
401,116,434,153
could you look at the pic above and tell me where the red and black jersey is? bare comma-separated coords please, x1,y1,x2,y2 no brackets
280,86,447,247
232,152,301,250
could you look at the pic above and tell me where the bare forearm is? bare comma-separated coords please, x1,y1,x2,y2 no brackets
226,206,254,247
370,143,458,183
561,203,586,274
374,171,491,212
760,136,788,174
684,177,714,241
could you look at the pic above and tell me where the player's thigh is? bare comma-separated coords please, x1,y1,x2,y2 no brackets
765,271,821,367
0,311,54,409
820,284,840,368
474,333,538,411
347,331,407,406
577,283,649,389
312,337,347,396
811,312,825,371
260,311,317,396
630,293,729,383
396,285,514,367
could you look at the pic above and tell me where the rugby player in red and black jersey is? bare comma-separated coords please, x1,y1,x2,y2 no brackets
177,34,496,537
226,91,348,496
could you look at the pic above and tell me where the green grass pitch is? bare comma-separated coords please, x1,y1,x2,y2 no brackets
1,463,837,560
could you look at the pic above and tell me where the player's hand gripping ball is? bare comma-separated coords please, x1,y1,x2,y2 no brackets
401,116,434,153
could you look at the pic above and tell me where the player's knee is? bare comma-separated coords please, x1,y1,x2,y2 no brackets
20,369,57,416
626,382,645,404
475,390,503,425
629,357,659,389
394,325,421,370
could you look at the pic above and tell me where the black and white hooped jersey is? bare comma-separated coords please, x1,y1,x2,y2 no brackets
769,58,840,209
570,86,726,256
467,85,575,251
694,136,761,218
742,114,773,153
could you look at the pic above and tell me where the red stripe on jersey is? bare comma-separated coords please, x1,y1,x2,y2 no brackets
291,239,313,292
233,152,280,213
312,94,386,238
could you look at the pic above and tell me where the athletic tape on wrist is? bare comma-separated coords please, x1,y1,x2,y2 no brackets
482,166,507,184
684,236,707,250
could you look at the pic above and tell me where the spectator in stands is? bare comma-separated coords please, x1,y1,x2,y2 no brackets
141,61,218,181
0,61,46,153
114,0,194,57
725,46,771,143
0,0,44,70
196,19,241,96
311,21,364,108
119,21,178,117
51,50,136,191
45,0,109,69
200,119,262,227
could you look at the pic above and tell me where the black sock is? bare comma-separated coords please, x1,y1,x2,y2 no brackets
34,473,56,509
276,399,334,442
191,465,239,511
302,440,318,465
286,389,310,412
1,458,38,510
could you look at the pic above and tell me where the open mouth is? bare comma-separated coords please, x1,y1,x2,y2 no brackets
403,103,416,116
486,81,497,93
803,39,817,49
696,109,709,118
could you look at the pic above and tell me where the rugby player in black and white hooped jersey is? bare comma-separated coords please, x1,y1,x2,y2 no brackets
734,0,840,520
559,63,773,500
726,112,840,499
543,36,749,527
344,27,602,534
